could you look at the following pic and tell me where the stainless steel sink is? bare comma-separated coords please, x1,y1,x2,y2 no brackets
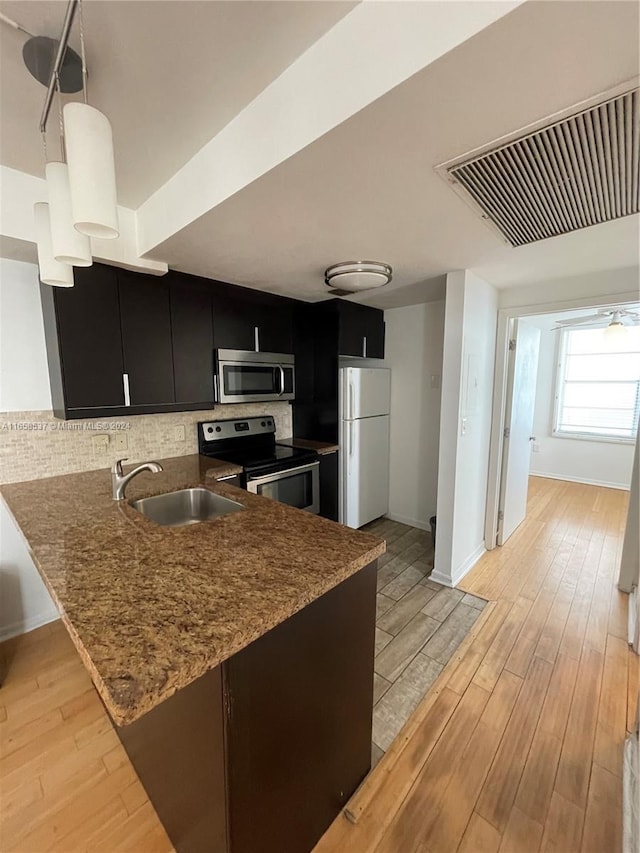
130,488,244,527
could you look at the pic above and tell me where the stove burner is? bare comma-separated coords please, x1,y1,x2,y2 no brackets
198,417,317,477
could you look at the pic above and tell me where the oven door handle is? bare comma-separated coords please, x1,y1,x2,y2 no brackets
277,364,285,397
247,460,319,487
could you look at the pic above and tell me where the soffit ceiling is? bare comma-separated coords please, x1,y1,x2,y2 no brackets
154,0,639,305
0,0,357,207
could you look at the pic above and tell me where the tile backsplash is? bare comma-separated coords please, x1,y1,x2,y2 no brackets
0,403,292,485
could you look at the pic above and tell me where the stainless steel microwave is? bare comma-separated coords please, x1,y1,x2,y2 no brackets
215,349,295,404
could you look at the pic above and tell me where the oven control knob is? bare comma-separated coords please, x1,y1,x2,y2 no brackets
215,426,222,432
207,427,213,434
261,421,266,427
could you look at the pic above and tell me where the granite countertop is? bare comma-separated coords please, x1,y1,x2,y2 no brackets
0,454,383,726
278,437,340,455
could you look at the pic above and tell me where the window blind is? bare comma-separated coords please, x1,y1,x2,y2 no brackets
555,326,640,440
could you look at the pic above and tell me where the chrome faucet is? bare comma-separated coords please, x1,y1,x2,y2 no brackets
111,458,163,500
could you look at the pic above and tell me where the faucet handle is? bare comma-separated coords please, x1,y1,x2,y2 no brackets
112,458,128,476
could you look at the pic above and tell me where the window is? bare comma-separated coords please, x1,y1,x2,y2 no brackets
554,326,640,442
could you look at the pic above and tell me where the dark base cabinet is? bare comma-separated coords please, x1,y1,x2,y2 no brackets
319,451,339,522
116,562,377,853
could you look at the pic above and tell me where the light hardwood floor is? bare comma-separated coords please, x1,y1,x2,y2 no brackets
315,477,636,853
0,477,635,852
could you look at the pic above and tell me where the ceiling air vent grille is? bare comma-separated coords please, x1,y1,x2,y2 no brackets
447,88,640,247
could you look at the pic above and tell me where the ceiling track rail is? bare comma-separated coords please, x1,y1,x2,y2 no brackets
39,0,79,133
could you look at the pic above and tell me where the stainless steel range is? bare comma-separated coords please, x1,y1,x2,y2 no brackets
198,417,319,514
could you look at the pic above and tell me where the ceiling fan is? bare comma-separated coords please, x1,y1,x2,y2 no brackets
554,308,640,330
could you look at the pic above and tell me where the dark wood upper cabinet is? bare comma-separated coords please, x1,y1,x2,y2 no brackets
336,301,385,359
256,295,293,354
212,284,293,354
211,283,257,352
118,270,175,407
337,301,367,357
41,264,126,416
41,264,297,419
169,273,215,406
363,305,385,359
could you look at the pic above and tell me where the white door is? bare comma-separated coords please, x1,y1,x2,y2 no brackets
497,319,541,545
342,368,391,419
344,415,390,528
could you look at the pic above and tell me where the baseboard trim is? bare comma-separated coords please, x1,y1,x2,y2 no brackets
386,512,432,532
0,610,59,643
431,543,486,589
529,471,630,491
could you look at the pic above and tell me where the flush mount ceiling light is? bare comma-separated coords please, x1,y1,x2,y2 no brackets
324,261,392,293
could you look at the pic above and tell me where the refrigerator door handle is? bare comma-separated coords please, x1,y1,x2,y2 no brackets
349,422,354,458
349,382,355,421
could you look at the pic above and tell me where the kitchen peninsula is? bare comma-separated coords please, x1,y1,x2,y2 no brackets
0,454,385,853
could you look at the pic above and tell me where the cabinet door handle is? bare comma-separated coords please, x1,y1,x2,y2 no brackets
363,336,367,358
122,373,131,406
254,326,260,353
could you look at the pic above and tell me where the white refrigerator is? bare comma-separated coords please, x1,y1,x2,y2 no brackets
339,367,391,529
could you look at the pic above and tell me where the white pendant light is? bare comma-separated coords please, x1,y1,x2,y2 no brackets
46,161,92,265
33,202,74,286
325,261,392,292
63,101,119,239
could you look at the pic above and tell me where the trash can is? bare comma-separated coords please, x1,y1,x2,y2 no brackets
429,515,436,547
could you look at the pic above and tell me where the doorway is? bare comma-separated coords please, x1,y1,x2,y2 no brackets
486,298,640,549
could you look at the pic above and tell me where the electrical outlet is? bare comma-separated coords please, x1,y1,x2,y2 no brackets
92,434,109,455
430,374,441,390
173,424,186,442
114,433,128,452
532,443,540,453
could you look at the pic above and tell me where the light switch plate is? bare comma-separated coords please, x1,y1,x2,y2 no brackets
114,433,128,452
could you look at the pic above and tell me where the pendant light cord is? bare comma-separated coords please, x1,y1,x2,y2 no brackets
55,72,66,163
78,0,88,105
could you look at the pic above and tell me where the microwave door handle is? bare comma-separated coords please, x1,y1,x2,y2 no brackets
277,364,285,397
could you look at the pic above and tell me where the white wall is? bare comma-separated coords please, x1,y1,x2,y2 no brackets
618,429,639,596
0,258,52,411
528,317,635,489
0,259,58,638
434,271,498,587
384,301,445,530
